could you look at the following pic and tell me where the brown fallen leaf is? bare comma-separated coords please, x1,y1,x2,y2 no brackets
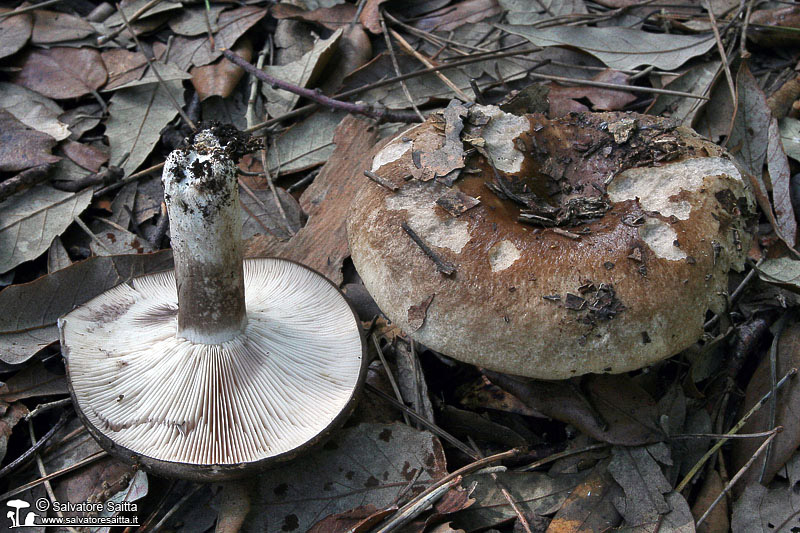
691,470,729,533
244,115,381,284
191,38,253,101
0,109,60,172
731,313,800,490
12,47,108,100
272,3,358,30
101,48,149,91
0,402,28,464
61,140,108,173
0,9,32,60
748,6,800,47
413,0,503,33
309,505,395,533
549,70,636,117
546,460,622,533
31,9,94,44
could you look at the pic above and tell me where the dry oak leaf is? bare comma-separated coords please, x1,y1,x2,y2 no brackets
12,47,108,100
31,9,94,44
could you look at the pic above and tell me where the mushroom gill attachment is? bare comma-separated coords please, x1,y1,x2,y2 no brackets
347,104,756,379
60,127,366,481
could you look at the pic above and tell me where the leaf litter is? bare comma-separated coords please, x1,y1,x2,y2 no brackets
1,0,800,530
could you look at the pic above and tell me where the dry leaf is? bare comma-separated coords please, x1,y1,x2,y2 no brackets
499,24,716,71
262,29,342,118
61,140,108,173
0,183,92,275
12,47,108,100
731,481,799,532
0,109,60,172
0,10,32,60
241,423,447,533
0,250,173,364
31,9,94,44
0,82,70,141
546,460,622,533
191,38,252,101
266,110,344,175
691,470,729,533
106,80,184,176
413,0,503,32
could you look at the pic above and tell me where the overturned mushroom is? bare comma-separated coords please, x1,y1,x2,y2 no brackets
60,126,366,480
347,104,756,379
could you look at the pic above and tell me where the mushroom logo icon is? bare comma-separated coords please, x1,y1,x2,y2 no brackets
5,499,37,528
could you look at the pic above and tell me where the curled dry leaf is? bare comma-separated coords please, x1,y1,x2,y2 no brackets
0,82,70,141
11,47,108,100
191,38,253,101
0,109,60,172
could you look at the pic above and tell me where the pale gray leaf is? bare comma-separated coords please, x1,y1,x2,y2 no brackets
47,236,71,273
103,0,182,28
90,225,155,256
262,29,342,118
648,61,720,125
169,6,225,36
0,184,92,274
110,182,138,228
240,186,305,241
242,423,446,533
266,111,343,174
106,80,184,176
0,82,70,141
758,257,800,289
451,470,585,530
779,117,800,162
732,481,800,532
500,0,587,24
101,61,191,91
498,25,716,70
609,446,671,527
0,250,173,365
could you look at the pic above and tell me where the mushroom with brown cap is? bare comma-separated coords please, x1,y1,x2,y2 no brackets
347,103,756,379
59,126,367,481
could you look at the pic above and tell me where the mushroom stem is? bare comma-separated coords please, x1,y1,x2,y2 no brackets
162,130,247,344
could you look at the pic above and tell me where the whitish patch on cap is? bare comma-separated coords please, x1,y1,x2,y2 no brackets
639,217,686,261
371,138,411,172
386,183,470,253
472,105,529,174
489,240,521,272
608,157,741,220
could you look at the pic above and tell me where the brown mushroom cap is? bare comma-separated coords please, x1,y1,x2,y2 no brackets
347,105,756,379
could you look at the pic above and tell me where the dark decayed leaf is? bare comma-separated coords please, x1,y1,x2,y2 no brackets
767,119,798,246
0,183,92,275
0,361,67,402
242,423,447,533
730,315,800,488
498,25,716,71
0,109,60,172
450,470,585,530
0,403,28,464
485,372,664,445
12,47,108,100
546,460,622,533
240,184,305,242
690,470,728,533
0,250,173,364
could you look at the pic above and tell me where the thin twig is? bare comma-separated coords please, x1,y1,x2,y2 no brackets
221,49,421,124
380,10,425,122
0,451,108,501
374,476,463,533
761,311,789,482
676,367,797,492
372,335,411,425
151,484,203,533
73,216,113,255
0,0,62,20
0,411,69,480
259,145,295,236
389,28,472,102
517,443,610,471
118,4,196,131
364,170,399,191
98,0,164,44
29,420,78,533
401,222,456,275
703,0,737,148
365,383,479,460
376,448,522,532
696,426,783,527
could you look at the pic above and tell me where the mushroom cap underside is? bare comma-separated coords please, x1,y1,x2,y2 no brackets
59,258,366,480
347,109,756,379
